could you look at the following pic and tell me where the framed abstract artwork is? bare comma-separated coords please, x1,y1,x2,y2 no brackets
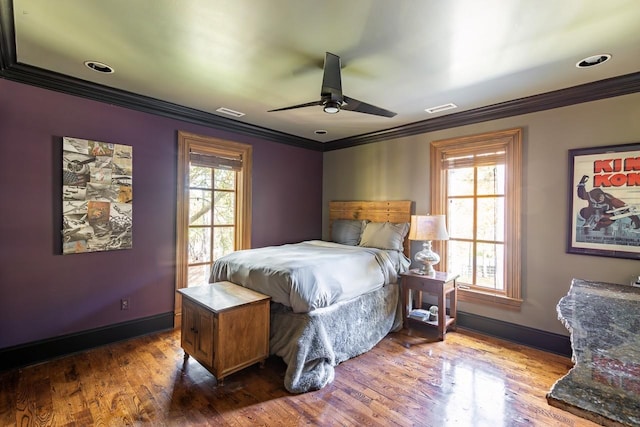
567,142,640,259
62,137,133,254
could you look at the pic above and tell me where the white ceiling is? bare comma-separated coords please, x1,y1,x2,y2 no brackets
9,0,640,144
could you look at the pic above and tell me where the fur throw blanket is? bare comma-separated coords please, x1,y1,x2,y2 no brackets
269,284,402,393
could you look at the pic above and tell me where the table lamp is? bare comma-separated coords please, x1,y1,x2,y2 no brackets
408,214,449,275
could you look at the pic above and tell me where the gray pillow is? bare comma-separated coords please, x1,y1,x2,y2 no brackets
359,221,410,251
331,219,369,245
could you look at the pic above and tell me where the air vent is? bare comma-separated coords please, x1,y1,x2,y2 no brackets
576,54,611,68
425,103,457,114
216,107,245,117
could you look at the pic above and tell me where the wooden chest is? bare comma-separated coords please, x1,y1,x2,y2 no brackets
177,281,270,384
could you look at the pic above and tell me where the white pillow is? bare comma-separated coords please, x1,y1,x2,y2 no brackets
359,222,409,251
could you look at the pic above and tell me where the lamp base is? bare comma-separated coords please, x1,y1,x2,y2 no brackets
414,264,436,276
414,241,439,276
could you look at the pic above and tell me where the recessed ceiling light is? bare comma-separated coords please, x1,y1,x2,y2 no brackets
425,103,457,114
84,61,114,73
314,130,328,135
216,107,245,117
576,54,611,68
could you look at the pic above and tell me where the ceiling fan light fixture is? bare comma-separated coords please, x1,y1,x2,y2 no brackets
576,54,611,68
323,100,341,114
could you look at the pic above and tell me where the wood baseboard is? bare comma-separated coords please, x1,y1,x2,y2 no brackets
0,310,571,373
457,311,572,357
0,312,174,372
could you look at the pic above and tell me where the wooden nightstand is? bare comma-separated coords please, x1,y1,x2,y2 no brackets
400,270,459,340
177,281,270,385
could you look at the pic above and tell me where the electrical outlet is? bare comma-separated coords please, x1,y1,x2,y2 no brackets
121,298,130,310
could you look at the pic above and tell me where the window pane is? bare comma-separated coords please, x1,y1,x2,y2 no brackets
477,197,504,241
448,198,474,239
188,227,211,264
447,168,474,196
475,242,504,290
214,191,235,225
447,240,474,285
214,226,235,260
190,165,212,188
214,169,236,190
187,264,211,287
189,189,212,225
477,165,504,195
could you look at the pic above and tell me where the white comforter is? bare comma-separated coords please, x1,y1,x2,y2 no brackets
209,240,408,313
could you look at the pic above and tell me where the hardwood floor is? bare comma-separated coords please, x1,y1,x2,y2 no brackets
0,326,598,426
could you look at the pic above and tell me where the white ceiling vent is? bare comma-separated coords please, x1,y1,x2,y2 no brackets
216,107,245,117
425,103,457,114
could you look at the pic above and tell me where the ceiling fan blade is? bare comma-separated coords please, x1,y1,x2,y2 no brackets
342,95,397,118
321,52,343,101
268,100,323,112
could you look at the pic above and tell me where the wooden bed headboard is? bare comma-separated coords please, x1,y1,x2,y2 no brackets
329,200,413,257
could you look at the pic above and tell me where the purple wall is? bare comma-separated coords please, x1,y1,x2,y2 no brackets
0,79,322,349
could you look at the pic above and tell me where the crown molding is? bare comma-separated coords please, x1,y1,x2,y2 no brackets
3,62,325,151
2,0,639,153
0,0,15,70
0,1,323,151
323,71,640,151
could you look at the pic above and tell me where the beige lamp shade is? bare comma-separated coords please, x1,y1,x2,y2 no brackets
408,215,449,241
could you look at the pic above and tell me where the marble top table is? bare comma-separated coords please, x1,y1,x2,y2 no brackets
547,278,640,426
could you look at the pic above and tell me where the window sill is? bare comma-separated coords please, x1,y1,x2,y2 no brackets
458,287,523,311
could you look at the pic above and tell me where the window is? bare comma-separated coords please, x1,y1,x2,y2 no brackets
431,128,522,309
175,132,252,318
186,154,238,286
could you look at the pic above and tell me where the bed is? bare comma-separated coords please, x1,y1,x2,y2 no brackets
209,200,412,393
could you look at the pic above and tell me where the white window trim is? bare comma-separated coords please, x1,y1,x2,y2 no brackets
431,128,522,310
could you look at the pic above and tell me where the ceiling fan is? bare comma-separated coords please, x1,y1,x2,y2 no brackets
268,52,397,118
